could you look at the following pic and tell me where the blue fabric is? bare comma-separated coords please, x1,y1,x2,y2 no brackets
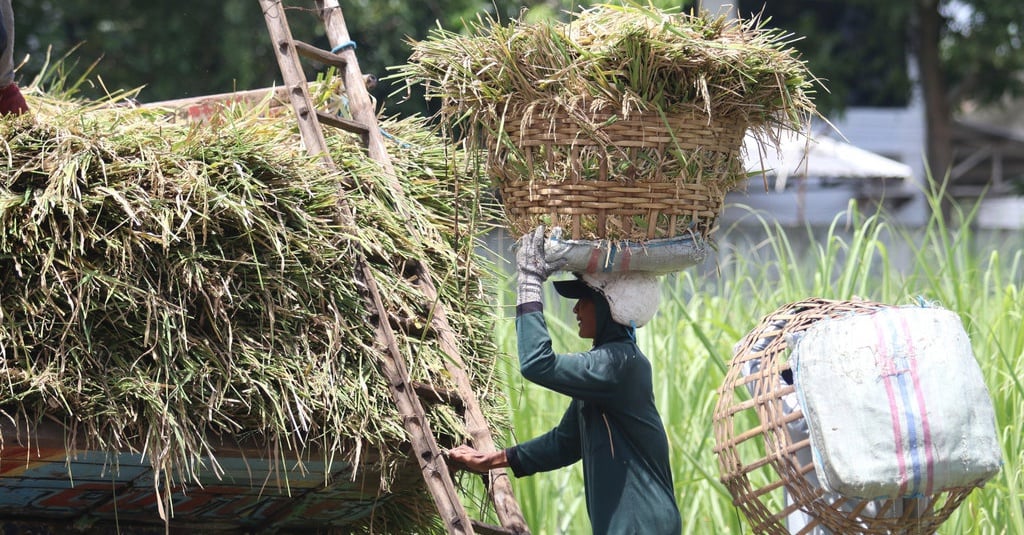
508,299,681,534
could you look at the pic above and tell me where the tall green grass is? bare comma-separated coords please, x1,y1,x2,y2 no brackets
490,196,1024,534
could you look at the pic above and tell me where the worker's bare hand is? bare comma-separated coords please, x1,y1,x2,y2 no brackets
445,445,506,473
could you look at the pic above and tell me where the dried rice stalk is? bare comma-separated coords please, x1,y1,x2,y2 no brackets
0,79,506,532
396,2,822,240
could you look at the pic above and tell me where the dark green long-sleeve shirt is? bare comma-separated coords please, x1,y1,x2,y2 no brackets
2,0,14,87
506,300,681,535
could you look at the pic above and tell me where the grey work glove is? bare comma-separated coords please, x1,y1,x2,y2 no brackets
515,226,566,306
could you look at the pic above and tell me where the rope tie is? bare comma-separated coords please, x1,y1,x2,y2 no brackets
331,40,357,53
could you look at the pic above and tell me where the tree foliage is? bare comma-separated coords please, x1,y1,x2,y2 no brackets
737,0,1024,114
940,0,1024,105
13,1,274,100
736,0,913,117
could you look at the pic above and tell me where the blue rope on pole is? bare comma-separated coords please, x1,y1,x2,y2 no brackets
380,128,412,149
331,40,357,53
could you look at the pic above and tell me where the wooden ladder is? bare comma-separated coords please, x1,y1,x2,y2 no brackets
257,2,529,534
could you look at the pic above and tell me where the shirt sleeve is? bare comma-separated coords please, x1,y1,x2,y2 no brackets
1,0,13,86
515,308,631,402
1,13,7,56
506,401,581,477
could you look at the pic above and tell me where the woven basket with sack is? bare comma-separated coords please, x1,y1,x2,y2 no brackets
714,298,1002,534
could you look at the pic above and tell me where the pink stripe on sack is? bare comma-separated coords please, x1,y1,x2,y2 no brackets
900,314,935,495
586,248,601,273
875,313,909,495
619,247,631,272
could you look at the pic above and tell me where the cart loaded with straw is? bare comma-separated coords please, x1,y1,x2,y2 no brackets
399,1,819,275
0,81,507,532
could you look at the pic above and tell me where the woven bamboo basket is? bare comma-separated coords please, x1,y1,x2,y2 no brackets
713,298,981,535
488,102,748,241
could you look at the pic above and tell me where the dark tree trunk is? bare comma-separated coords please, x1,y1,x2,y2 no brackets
915,0,954,220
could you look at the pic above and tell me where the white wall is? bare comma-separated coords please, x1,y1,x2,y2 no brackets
826,105,930,226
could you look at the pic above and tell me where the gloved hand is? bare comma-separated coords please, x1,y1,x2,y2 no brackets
515,226,566,306
0,83,29,116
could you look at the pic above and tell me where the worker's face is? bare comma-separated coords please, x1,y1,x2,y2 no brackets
573,296,598,339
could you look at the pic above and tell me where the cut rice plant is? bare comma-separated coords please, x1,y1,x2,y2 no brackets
0,77,507,532
396,1,822,240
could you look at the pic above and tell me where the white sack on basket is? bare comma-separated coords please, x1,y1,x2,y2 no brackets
544,227,708,275
583,271,662,328
791,304,1002,500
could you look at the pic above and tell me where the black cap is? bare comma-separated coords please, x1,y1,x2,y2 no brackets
553,275,594,299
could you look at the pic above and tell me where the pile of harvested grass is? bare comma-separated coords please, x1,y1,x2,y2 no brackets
0,82,506,530
396,2,821,240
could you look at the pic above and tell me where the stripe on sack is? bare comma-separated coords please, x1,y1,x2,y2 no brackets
888,312,923,495
900,313,935,495
586,248,601,273
874,312,909,496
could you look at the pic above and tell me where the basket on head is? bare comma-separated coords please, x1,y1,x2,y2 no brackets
489,101,748,242
713,298,985,535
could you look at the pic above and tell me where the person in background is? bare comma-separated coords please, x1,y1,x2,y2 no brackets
0,0,29,116
447,226,681,534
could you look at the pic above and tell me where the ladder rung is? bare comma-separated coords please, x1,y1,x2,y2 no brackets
316,110,370,136
470,520,522,535
293,39,348,69
412,381,465,412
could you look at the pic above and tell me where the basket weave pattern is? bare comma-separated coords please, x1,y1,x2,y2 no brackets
489,104,747,241
713,298,978,534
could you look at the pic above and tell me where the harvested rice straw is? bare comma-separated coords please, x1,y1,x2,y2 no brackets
397,2,822,240
0,78,506,532
403,2,817,138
